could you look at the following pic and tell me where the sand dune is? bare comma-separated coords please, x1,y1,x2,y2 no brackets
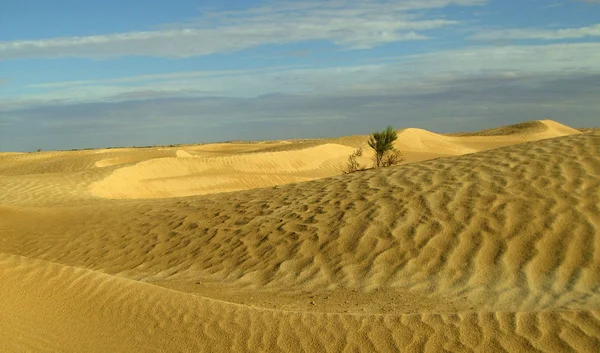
88,119,580,199
0,120,599,352
90,143,357,199
396,119,581,155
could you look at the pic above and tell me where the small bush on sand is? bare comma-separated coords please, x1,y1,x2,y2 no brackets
368,126,397,168
381,149,405,167
342,147,366,174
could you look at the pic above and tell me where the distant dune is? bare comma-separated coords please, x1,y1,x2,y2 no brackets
0,120,598,352
84,119,580,199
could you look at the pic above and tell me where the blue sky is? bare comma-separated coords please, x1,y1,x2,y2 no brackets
1,0,599,151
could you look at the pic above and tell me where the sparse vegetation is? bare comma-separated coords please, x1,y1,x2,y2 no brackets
381,148,404,167
341,126,405,174
578,128,600,133
342,147,365,174
368,126,398,168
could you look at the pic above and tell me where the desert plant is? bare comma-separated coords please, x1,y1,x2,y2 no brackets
381,149,405,167
368,126,397,168
342,147,365,174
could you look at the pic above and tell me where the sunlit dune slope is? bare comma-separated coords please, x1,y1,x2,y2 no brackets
396,119,581,155
2,254,599,352
449,119,579,137
0,126,598,351
86,119,580,199
90,143,357,199
0,120,598,352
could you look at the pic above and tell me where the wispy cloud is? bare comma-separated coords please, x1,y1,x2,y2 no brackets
4,0,599,152
0,0,484,60
4,71,599,151
5,42,598,110
471,23,600,40
542,2,563,9
26,66,305,89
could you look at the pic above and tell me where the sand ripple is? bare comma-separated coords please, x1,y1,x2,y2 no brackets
0,121,598,352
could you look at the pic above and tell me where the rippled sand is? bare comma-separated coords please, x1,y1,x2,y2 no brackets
1,120,599,352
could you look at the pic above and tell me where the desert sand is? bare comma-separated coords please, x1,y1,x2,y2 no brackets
1,119,599,352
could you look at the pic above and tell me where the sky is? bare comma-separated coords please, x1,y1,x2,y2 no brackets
1,0,599,151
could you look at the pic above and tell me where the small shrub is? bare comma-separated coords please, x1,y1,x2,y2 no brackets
368,126,398,168
381,149,405,167
342,147,366,174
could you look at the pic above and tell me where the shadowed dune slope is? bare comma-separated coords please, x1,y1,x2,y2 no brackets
0,126,599,352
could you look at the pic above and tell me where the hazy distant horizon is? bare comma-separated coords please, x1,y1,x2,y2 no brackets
0,115,592,153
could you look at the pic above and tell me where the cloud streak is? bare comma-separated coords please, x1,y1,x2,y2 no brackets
2,39,599,151
4,72,598,151
471,23,600,40
3,0,598,152
5,42,599,110
0,0,484,60
26,66,305,89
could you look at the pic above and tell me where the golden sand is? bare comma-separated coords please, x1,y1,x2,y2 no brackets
0,120,598,352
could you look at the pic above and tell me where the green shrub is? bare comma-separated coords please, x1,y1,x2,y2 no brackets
368,126,397,168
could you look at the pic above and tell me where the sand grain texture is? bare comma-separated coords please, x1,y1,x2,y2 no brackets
0,120,599,352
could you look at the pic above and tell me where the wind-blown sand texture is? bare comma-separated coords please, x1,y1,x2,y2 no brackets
1,120,599,352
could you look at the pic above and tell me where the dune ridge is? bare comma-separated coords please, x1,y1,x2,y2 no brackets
90,143,356,199
88,119,580,199
0,120,598,352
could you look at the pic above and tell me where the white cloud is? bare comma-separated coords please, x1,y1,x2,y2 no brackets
26,66,306,89
471,23,600,40
4,42,599,111
4,71,599,152
0,0,484,60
